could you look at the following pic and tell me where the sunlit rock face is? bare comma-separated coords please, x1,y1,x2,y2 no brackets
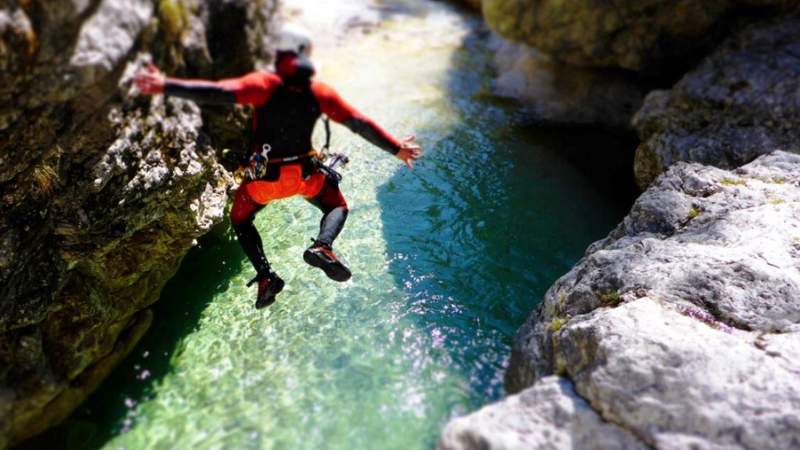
482,0,794,72
438,376,647,450
439,152,800,450
0,0,276,446
633,18,800,189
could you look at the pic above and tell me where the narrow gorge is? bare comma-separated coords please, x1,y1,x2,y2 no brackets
2,0,798,449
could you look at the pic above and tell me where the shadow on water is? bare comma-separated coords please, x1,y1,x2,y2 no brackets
375,10,636,422
19,223,247,450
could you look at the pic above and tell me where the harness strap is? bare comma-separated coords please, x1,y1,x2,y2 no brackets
323,116,331,152
268,149,319,164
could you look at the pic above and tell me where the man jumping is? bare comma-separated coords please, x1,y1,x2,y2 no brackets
134,26,421,308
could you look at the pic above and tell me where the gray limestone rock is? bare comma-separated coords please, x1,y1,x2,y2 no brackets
556,298,800,450
438,376,648,450
634,18,800,189
69,0,154,86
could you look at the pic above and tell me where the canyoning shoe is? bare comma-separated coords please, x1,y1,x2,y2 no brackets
247,272,285,309
303,241,351,282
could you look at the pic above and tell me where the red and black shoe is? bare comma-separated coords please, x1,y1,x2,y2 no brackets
247,271,285,309
303,240,351,282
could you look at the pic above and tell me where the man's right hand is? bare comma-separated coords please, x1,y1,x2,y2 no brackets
134,63,165,95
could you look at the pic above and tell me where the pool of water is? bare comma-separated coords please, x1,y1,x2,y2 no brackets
42,1,631,449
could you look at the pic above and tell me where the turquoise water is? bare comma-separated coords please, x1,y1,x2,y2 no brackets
44,2,629,449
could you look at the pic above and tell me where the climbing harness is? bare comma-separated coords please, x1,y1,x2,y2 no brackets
233,116,350,185
246,144,271,180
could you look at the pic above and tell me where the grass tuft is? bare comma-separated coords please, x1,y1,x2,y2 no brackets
32,165,58,195
599,290,622,307
159,0,187,41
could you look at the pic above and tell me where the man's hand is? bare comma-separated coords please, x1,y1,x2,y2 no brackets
134,63,165,95
395,135,422,169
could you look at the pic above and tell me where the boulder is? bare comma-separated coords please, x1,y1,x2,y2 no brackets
438,376,647,450
633,18,800,189
0,0,276,446
442,151,800,449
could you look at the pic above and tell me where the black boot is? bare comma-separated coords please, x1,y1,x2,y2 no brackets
303,239,351,282
247,271,285,309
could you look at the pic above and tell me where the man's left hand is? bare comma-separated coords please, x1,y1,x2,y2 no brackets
395,135,422,169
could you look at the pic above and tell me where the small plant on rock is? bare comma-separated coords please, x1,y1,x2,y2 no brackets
599,290,622,307
771,176,787,184
768,197,785,205
159,0,188,41
720,177,745,186
550,317,567,332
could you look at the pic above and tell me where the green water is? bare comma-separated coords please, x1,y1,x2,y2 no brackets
52,2,629,449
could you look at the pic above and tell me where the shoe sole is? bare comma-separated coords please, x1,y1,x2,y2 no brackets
255,278,285,309
303,250,352,282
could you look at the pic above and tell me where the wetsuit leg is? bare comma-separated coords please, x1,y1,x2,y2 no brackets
231,184,271,276
306,176,349,247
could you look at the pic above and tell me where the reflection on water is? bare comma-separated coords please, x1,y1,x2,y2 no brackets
37,1,630,449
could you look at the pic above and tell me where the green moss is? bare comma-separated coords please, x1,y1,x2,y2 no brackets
686,207,701,221
159,0,188,41
768,197,785,205
553,292,568,316
599,290,621,307
720,177,745,186
550,317,567,332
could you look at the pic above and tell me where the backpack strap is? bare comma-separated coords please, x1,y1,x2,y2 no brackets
323,116,331,153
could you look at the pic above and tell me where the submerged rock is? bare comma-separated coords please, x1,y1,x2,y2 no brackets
0,0,276,446
482,0,794,72
490,35,644,128
441,151,800,449
634,18,800,189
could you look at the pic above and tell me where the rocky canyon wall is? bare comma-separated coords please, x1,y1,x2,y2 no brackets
441,1,800,449
0,0,276,446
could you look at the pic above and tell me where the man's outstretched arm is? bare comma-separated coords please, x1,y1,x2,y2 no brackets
134,64,275,106
162,78,237,104
313,81,421,168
